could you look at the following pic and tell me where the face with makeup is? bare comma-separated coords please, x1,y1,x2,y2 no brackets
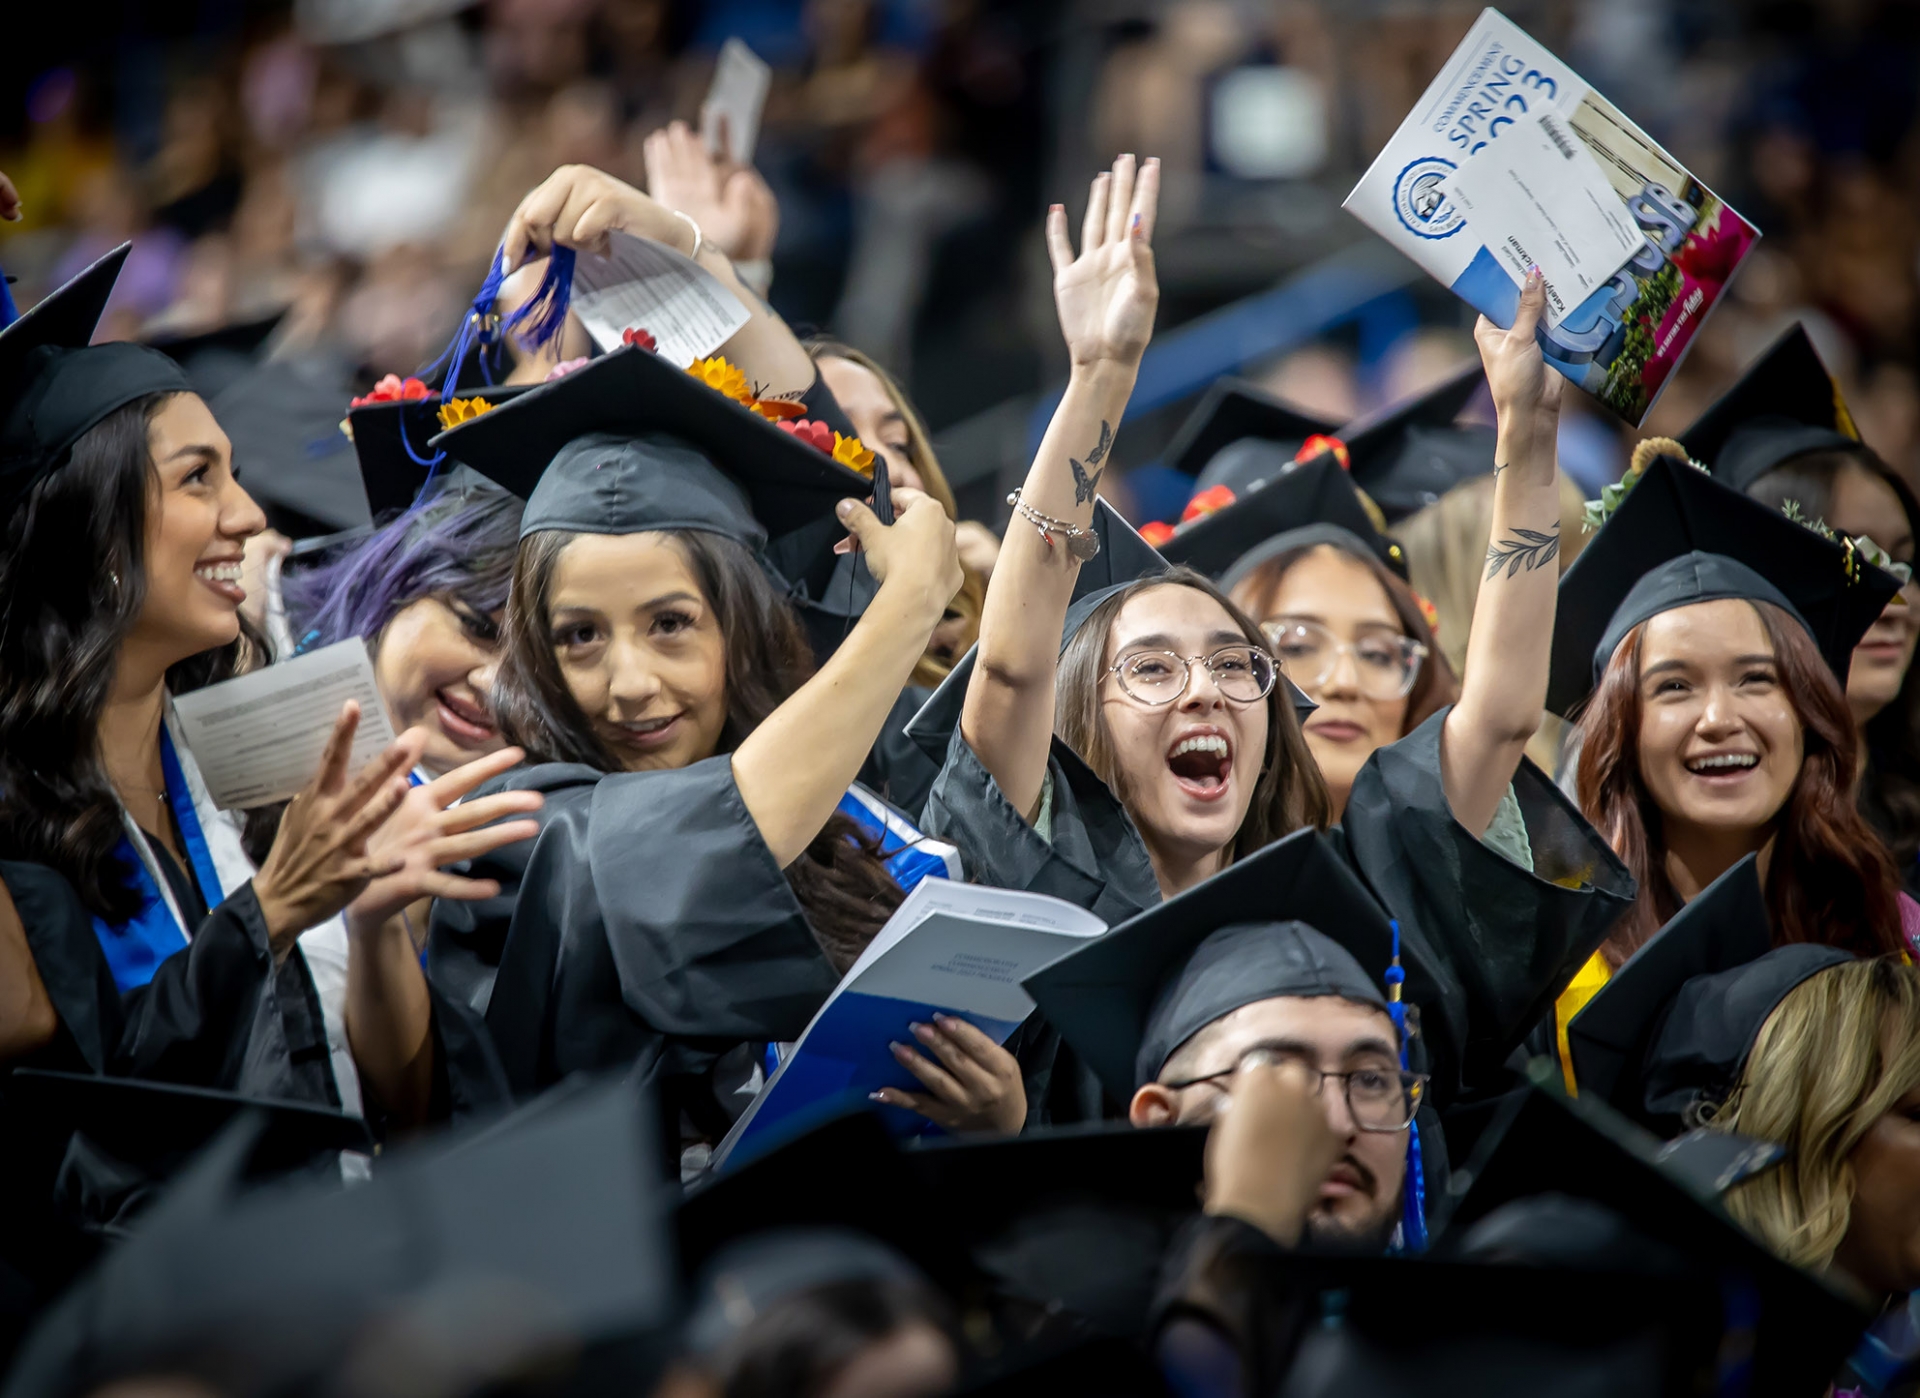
1130,994,1408,1248
546,532,729,772
373,597,505,777
1820,462,1920,725
815,355,927,494
1633,599,1805,843
1099,584,1270,873
129,393,268,668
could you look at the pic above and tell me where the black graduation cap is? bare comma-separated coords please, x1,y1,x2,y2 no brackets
1565,854,1771,1128
6,1077,680,1398
1680,322,1865,492
430,344,870,548
1162,376,1339,484
0,242,192,520
1021,828,1460,1101
1343,361,1492,522
347,385,534,520
5,1068,373,1181
145,312,283,400
681,1227,935,1357
1156,453,1409,583
1546,454,1903,716
1445,1075,1872,1397
207,351,375,534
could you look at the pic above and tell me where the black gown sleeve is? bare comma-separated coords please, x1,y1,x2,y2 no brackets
1337,707,1636,1097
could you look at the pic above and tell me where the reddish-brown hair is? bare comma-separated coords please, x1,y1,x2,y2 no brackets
1574,599,1905,967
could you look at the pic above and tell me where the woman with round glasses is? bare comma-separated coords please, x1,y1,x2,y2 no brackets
1224,537,1458,818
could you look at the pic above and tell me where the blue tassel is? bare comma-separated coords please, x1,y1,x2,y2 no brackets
501,245,575,357
1384,919,1429,1253
0,267,16,330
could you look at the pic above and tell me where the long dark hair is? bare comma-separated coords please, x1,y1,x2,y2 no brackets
494,527,904,971
1226,536,1460,737
0,393,259,921
1574,600,1905,967
1054,567,1333,860
1742,445,1920,874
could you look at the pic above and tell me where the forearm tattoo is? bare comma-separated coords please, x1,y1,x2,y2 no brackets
1071,420,1114,505
1485,524,1561,578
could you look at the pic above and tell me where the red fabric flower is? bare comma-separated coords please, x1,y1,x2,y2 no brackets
1181,483,1237,523
1412,589,1441,641
349,374,432,408
1139,520,1177,547
1295,433,1350,471
779,419,835,454
621,326,659,351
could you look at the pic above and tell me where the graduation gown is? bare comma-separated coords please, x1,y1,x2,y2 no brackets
427,757,844,1147
923,707,1634,1121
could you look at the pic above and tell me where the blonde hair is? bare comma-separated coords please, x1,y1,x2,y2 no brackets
1714,958,1920,1271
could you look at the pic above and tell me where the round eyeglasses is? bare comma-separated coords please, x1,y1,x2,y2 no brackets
1109,644,1278,706
1162,1044,1427,1132
1260,618,1428,701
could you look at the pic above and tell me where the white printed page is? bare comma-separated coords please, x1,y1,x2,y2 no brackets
700,38,772,166
568,231,751,367
1436,110,1642,327
171,639,398,810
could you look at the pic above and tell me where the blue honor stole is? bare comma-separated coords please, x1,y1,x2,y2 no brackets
91,726,228,993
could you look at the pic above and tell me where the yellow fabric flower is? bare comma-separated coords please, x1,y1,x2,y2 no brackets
437,396,495,431
686,356,753,405
832,432,875,476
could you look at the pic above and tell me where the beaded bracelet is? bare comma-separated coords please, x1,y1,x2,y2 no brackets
1008,488,1101,561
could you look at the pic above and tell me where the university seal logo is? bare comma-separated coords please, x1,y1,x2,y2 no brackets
1393,156,1464,239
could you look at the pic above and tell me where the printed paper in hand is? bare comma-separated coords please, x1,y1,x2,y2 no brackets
1343,7,1760,424
701,38,772,166
1436,110,1644,328
710,879,1107,1171
171,639,397,810
568,230,751,367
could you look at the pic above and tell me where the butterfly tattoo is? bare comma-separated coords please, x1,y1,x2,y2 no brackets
1071,420,1114,506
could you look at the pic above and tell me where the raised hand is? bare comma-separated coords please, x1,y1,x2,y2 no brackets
501,165,693,272
1047,154,1161,370
643,120,780,264
1473,268,1563,461
872,1014,1027,1135
252,703,415,954
1202,1056,1346,1247
345,744,544,934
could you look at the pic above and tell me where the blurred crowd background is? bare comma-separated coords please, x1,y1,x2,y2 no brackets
5,0,1920,524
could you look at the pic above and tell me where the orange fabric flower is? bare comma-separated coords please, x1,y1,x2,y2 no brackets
831,432,875,476
1139,520,1177,546
1412,589,1441,640
437,396,496,431
350,374,431,408
749,397,808,421
1295,434,1350,471
687,356,753,404
1181,483,1237,522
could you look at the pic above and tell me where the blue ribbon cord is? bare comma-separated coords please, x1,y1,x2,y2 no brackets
0,265,17,330
1384,919,1429,1253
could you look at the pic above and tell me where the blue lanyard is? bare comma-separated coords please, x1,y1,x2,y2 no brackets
91,727,226,993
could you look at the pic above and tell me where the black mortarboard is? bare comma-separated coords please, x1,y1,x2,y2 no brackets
0,244,191,520
1021,828,1453,1099
207,352,373,533
347,386,533,520
6,1068,373,1181
1162,376,1339,484
1681,323,1864,492
1445,1076,1872,1397
1343,362,1492,522
5,1077,679,1398
1565,854,1770,1127
1158,453,1409,583
681,1228,933,1356
431,344,870,549
1547,454,1902,716
146,313,283,400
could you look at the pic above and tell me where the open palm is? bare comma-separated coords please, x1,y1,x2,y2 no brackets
1049,154,1161,369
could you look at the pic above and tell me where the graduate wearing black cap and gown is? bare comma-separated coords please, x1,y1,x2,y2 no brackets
425,343,965,1164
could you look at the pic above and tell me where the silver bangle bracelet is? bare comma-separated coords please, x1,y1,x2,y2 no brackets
672,209,704,261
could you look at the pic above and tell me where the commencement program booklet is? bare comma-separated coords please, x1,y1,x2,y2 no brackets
712,879,1106,1170
1343,8,1759,424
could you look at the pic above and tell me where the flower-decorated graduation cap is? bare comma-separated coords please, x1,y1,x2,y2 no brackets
344,378,535,520
1162,375,1341,492
1679,322,1874,490
1342,360,1492,523
1155,450,1410,583
0,243,193,520
1564,853,1774,1129
1546,452,1904,716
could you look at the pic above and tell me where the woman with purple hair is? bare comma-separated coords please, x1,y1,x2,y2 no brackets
284,485,519,780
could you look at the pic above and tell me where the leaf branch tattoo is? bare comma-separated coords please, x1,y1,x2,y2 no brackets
1071,420,1114,506
1485,525,1561,579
